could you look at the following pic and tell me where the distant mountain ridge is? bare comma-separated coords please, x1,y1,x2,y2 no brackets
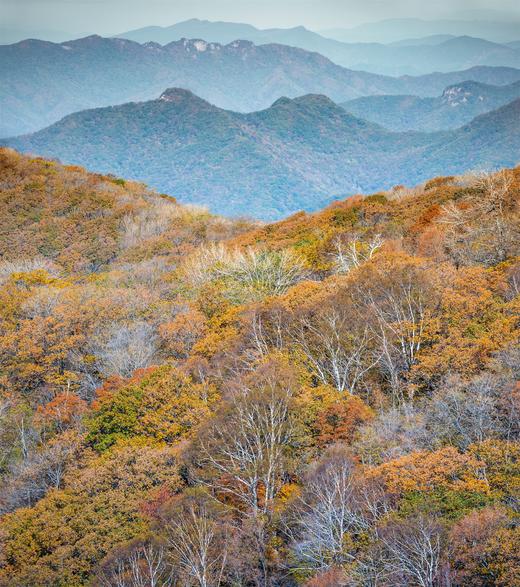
5,88,520,219
115,20,520,75
322,17,520,43
3,34,520,137
0,26,91,44
115,19,261,45
389,34,456,46
341,79,520,131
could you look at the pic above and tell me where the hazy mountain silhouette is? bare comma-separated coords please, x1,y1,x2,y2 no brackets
341,80,520,131
322,18,520,43
116,20,520,75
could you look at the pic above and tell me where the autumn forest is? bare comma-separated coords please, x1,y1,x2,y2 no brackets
0,146,518,586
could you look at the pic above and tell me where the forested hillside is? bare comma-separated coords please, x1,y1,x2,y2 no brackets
0,148,519,586
6,89,520,219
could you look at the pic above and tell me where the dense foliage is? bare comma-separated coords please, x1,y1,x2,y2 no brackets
0,148,519,586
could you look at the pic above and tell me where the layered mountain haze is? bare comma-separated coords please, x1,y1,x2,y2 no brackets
0,27,90,45
6,88,520,219
350,36,520,76
341,80,520,131
115,19,273,45
389,34,457,46
3,33,520,138
116,20,520,75
322,17,520,43
0,35,392,137
398,97,520,178
395,66,520,99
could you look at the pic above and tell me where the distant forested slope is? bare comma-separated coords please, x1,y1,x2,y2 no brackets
6,89,520,219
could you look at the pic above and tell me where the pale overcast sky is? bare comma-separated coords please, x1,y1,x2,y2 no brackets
2,0,520,37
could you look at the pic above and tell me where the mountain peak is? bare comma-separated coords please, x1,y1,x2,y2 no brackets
164,38,224,53
226,39,255,49
163,38,254,52
12,38,56,49
64,35,139,50
442,83,479,106
270,97,293,107
440,79,509,107
142,41,163,50
159,88,199,102
157,88,217,111
292,93,340,109
440,35,505,49
68,34,104,44
270,94,338,110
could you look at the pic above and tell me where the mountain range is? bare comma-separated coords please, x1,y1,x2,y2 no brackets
116,20,520,76
388,34,456,46
3,34,520,138
341,79,520,131
322,17,520,44
5,88,520,219
0,27,91,45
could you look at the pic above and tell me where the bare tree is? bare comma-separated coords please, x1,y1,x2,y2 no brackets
0,432,80,513
372,283,426,372
95,321,158,378
183,243,307,301
251,309,284,353
193,377,293,518
504,262,520,301
0,398,11,473
361,267,433,403
475,169,515,263
119,199,200,249
293,308,379,394
15,411,35,462
97,540,172,587
220,248,307,298
379,516,444,587
332,235,383,275
439,169,518,266
353,404,431,466
426,373,513,449
288,451,391,574
21,286,62,319
188,364,296,587
163,496,228,587
0,256,59,285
